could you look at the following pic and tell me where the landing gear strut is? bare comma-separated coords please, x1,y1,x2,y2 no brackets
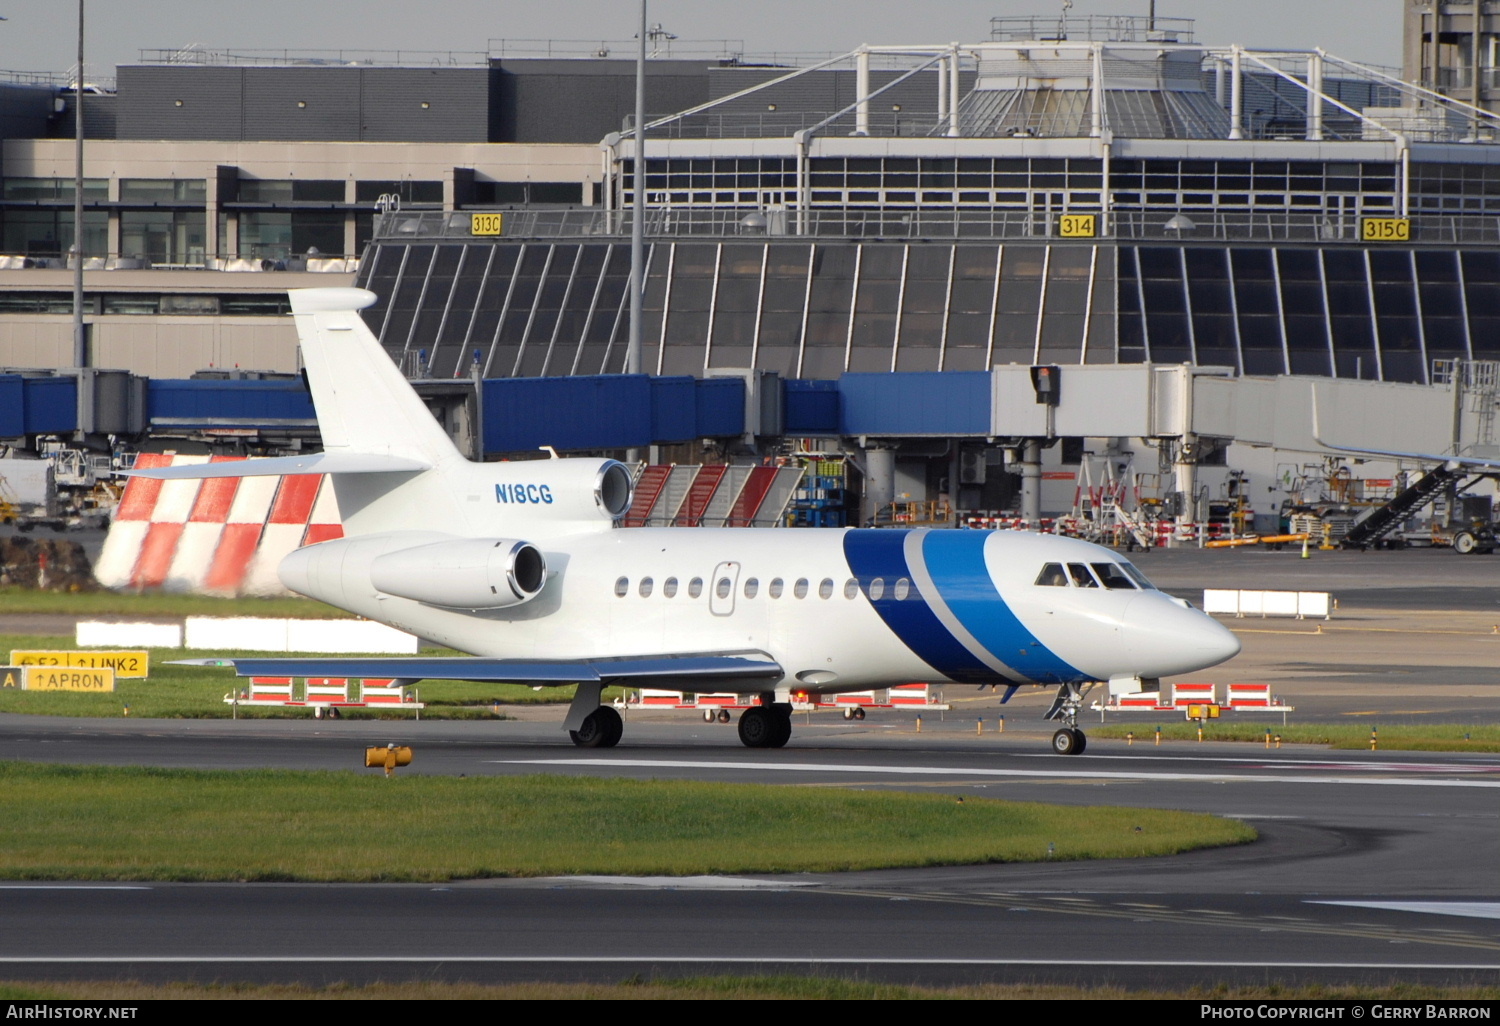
569,705,623,748
1044,682,1092,756
738,703,792,748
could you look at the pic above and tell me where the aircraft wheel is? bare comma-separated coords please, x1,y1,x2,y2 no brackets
1051,728,1085,756
767,704,793,748
738,707,777,748
570,706,623,748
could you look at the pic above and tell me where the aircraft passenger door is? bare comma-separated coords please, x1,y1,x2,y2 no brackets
709,561,740,617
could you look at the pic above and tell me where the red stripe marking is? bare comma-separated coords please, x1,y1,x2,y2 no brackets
250,677,293,685
115,454,174,521
623,466,671,528
188,457,245,523
267,475,322,524
130,523,183,589
203,522,263,593
302,524,344,546
725,466,778,527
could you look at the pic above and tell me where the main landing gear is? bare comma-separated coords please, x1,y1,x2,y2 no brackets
565,682,622,748
569,705,623,748
1044,682,1092,756
737,703,792,749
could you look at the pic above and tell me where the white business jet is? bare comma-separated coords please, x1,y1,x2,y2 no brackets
135,288,1240,755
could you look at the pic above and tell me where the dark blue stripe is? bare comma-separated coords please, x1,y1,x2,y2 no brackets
842,529,1003,685
920,531,1083,684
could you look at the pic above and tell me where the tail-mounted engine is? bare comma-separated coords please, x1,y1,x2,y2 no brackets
369,538,547,609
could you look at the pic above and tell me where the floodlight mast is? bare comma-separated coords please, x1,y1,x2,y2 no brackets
72,0,86,370
627,0,646,379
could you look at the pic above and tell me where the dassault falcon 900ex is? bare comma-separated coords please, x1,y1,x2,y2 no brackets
133,287,1240,755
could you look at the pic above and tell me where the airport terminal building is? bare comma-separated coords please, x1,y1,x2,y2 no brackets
3,13,1500,524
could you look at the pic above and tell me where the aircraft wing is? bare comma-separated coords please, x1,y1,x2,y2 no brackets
208,653,784,687
125,453,431,479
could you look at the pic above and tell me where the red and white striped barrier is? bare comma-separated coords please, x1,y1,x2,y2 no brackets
627,682,949,715
1225,683,1294,711
95,454,343,597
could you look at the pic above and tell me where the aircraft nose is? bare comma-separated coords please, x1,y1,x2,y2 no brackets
1122,595,1241,677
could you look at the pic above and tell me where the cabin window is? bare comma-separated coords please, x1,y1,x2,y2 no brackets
1091,563,1137,590
638,577,654,598
614,576,629,597
689,577,704,598
769,578,784,599
894,578,911,600
663,577,679,598
794,578,809,599
744,577,760,599
844,578,860,600
867,577,886,601
1035,563,1068,587
1067,563,1100,588
819,578,835,599
716,577,733,599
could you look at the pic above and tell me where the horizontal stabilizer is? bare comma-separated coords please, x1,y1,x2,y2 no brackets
125,453,431,480
220,652,783,685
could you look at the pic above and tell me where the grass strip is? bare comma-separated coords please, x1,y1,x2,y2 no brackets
0,762,1253,880
0,979,1496,1001
1091,721,1500,752
0,633,581,716
0,587,345,619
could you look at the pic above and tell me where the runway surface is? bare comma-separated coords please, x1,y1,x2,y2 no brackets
3,544,1499,988
2,714,1497,988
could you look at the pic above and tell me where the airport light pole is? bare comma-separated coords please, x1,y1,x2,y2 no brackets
627,0,646,379
623,1,646,465
72,0,86,369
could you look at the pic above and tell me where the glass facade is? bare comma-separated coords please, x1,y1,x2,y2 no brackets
359,238,1498,386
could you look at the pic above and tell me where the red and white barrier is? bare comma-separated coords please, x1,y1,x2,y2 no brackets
226,676,422,713
96,454,343,597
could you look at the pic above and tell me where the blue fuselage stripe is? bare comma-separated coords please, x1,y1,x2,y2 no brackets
920,532,1083,684
841,530,999,684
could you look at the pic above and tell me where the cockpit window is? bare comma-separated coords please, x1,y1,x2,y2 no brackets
1090,563,1137,590
1067,563,1100,588
1035,563,1068,587
1119,561,1158,590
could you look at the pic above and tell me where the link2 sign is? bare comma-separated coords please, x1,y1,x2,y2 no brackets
1058,214,1096,238
1361,217,1410,242
470,213,504,236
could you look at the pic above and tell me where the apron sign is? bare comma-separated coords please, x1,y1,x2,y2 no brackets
17,666,116,692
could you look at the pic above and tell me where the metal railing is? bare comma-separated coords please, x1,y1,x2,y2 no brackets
372,208,1500,245
990,14,1195,44
0,253,357,272
138,47,489,67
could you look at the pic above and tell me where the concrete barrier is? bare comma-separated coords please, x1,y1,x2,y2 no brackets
185,617,418,653
1203,589,1332,619
76,622,183,648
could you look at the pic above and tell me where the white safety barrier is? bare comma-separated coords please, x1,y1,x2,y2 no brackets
184,617,418,653
1203,589,1331,619
76,622,184,648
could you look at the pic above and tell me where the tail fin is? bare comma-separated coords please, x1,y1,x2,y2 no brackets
289,288,463,468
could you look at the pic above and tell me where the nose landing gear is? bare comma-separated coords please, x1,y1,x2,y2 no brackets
1051,727,1087,755
1044,682,1093,756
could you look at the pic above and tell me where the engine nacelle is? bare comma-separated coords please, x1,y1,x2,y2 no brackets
369,537,547,609
483,459,633,525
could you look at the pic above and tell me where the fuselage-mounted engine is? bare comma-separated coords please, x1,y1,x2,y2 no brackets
369,538,547,609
